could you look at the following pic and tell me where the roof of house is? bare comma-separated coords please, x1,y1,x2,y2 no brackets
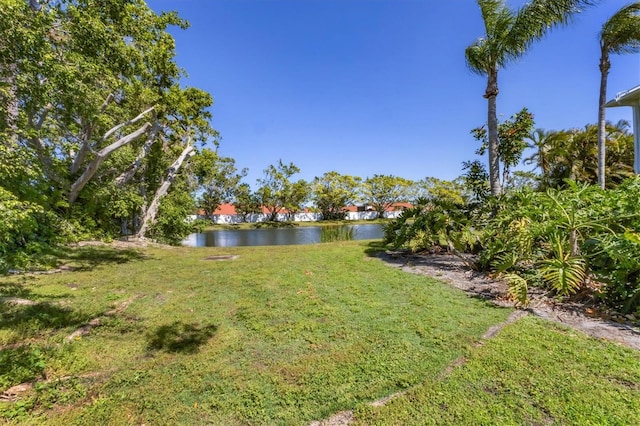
605,85,640,108
197,202,413,216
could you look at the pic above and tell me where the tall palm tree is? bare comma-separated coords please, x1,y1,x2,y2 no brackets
466,0,595,196
597,2,640,190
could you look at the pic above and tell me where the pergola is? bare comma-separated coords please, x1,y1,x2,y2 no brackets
605,84,640,174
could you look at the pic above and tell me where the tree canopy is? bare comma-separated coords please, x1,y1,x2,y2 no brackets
0,0,218,266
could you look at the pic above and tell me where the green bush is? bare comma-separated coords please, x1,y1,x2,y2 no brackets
0,188,61,273
385,177,640,313
149,189,198,245
384,197,480,254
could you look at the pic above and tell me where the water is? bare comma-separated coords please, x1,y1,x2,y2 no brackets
183,224,383,247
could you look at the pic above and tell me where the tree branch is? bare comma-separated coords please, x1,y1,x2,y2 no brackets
114,118,160,187
68,122,151,204
136,139,195,238
101,106,154,143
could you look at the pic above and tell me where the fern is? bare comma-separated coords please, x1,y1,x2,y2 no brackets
504,273,529,307
540,234,586,297
492,251,519,273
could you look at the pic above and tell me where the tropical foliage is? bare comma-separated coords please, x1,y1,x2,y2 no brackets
597,2,640,189
466,0,595,195
0,0,219,269
386,175,640,314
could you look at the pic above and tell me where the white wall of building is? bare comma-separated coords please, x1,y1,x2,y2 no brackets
192,210,404,224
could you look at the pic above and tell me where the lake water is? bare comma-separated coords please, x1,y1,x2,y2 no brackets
183,224,384,247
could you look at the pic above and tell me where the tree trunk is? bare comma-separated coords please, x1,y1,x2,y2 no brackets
68,122,150,204
569,229,580,257
114,119,160,187
485,70,502,196
597,47,610,190
136,142,195,238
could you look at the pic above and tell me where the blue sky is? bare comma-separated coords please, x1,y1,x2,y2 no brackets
148,0,640,186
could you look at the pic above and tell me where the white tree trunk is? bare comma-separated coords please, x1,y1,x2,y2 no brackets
135,141,195,239
68,122,151,204
114,119,160,187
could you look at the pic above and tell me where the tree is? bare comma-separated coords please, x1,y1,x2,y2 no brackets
471,107,534,191
527,123,634,189
414,177,467,205
0,0,217,249
234,183,261,223
362,175,413,219
135,86,215,239
466,0,595,196
524,128,553,189
312,171,362,220
461,160,490,203
255,160,302,222
283,179,310,221
191,149,247,220
597,2,640,189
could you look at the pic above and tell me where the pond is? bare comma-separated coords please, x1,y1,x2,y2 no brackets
182,223,384,247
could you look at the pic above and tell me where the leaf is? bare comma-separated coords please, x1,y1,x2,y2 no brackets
623,230,640,245
505,273,529,307
540,256,586,296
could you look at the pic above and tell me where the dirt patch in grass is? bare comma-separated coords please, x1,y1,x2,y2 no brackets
378,251,640,351
202,255,239,261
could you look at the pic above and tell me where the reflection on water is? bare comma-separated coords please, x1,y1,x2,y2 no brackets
183,224,383,247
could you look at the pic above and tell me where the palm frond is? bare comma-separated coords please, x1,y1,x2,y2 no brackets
465,39,491,75
511,0,597,54
601,2,640,55
539,236,586,296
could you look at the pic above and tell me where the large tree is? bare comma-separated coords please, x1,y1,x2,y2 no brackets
465,0,594,196
255,160,306,222
312,171,362,220
362,174,413,219
1,0,217,244
234,183,262,223
597,2,640,189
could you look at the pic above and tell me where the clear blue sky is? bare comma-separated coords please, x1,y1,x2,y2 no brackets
147,0,639,186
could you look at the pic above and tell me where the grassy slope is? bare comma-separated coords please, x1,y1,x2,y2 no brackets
1,242,639,424
355,315,640,425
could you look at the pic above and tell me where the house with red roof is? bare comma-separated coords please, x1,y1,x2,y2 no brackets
193,203,411,223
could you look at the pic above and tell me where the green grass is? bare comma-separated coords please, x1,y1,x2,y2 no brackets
0,241,638,424
354,316,640,425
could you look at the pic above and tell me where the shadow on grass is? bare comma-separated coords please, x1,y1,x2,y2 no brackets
146,322,218,354
363,240,390,258
0,276,39,299
0,299,91,342
55,246,149,272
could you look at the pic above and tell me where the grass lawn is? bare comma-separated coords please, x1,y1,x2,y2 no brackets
1,241,639,424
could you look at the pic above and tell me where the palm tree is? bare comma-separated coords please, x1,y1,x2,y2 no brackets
466,0,595,196
524,128,553,188
597,3,640,189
